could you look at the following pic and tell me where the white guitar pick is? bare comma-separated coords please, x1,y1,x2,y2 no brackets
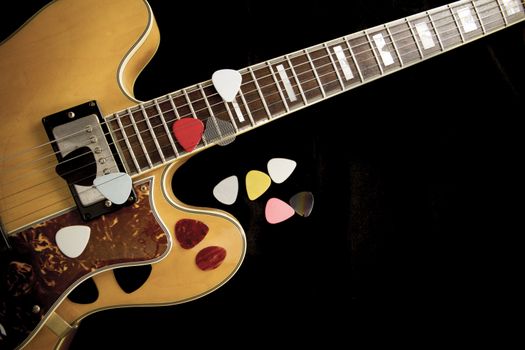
55,225,91,258
93,172,132,205
213,175,239,205
267,158,297,184
212,69,242,102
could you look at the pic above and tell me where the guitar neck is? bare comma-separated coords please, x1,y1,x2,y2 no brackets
106,0,524,176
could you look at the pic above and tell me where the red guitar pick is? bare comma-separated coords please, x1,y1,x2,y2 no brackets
172,118,204,152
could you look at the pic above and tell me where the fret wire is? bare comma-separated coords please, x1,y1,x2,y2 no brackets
304,49,327,98
323,43,346,90
108,7,515,156
127,108,153,168
237,87,256,126
2,0,520,208
98,9,523,157
105,116,131,174
285,54,308,104
223,102,239,133
472,1,488,33
449,4,467,42
267,62,290,113
167,94,182,120
405,18,425,58
115,112,142,173
143,4,511,122
198,83,223,139
182,89,208,145
139,104,166,163
248,66,273,119
427,11,446,50
153,99,180,157
235,89,255,126
496,0,509,25
384,25,404,66
364,30,385,74
7,1,516,171
344,36,365,82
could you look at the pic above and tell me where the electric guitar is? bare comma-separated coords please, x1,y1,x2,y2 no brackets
0,0,523,349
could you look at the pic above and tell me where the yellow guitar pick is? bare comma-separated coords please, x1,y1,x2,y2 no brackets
246,170,271,200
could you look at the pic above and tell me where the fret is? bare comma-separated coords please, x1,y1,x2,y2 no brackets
285,55,308,104
167,94,182,120
244,67,272,123
410,15,443,58
344,37,364,83
129,107,163,166
347,33,382,80
158,94,186,154
449,5,467,42
477,0,507,31
323,43,345,90
236,88,256,126
267,62,290,113
452,3,485,41
471,1,487,34
114,112,142,173
223,102,239,132
365,32,384,74
304,50,327,98
390,20,422,64
496,0,510,24
107,115,138,174
250,64,287,118
306,46,342,96
199,83,238,145
431,6,463,49
289,51,325,102
153,98,180,158
384,25,404,66
325,41,361,89
101,0,524,180
182,88,208,146
427,13,445,51
139,104,166,163
127,108,153,168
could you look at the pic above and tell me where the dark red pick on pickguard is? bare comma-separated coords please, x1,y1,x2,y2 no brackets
172,118,204,152
175,219,209,249
196,246,227,271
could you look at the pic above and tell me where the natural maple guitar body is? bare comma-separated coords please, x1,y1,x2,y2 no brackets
0,0,246,349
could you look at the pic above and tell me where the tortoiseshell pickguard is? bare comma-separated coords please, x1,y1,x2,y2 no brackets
0,179,169,350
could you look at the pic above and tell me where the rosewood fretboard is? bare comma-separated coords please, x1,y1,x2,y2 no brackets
106,0,524,175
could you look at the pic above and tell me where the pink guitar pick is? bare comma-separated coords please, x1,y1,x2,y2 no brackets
172,118,204,152
265,198,295,224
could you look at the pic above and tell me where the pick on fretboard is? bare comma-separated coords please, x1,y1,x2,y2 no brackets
105,0,524,176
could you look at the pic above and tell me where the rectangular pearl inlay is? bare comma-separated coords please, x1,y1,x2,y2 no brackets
457,7,477,33
372,33,394,66
414,22,436,50
333,45,354,80
276,64,297,102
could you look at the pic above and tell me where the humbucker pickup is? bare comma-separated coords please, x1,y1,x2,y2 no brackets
42,101,135,221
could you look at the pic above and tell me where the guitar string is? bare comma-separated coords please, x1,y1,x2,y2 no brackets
0,0,512,180
0,6,507,198
0,4,518,207
0,5,521,220
1,11,519,224
0,2,516,184
0,0,513,164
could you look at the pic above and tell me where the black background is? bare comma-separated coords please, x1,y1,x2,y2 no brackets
1,0,523,347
